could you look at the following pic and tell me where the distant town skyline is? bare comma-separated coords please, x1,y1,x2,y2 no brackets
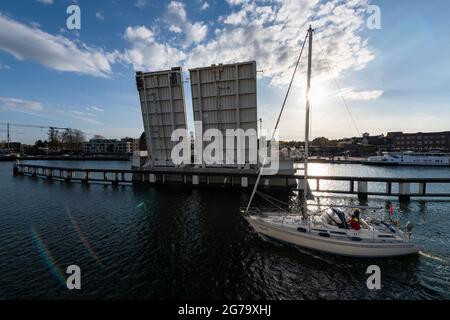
1,0,450,144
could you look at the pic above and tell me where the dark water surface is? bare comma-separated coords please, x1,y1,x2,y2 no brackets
1,161,449,299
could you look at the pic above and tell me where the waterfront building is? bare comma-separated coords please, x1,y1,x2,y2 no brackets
388,131,450,151
82,138,137,154
0,142,21,153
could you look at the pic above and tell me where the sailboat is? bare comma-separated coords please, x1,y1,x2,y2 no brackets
241,26,421,258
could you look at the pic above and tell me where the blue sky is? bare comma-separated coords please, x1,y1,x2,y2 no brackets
0,0,449,143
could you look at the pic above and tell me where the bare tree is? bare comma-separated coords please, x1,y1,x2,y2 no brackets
59,128,86,152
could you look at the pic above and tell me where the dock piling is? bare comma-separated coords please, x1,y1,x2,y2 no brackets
399,182,411,202
357,181,368,200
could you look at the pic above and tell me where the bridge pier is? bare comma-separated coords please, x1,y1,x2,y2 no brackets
112,172,119,186
386,182,392,195
82,171,90,184
399,182,411,202
357,181,368,200
241,177,248,188
132,171,142,183
13,162,19,176
46,169,53,180
419,182,426,196
65,171,72,182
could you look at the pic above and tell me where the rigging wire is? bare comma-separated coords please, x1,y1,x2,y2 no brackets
245,31,309,212
271,32,310,140
313,30,361,137
256,191,290,207
255,192,290,213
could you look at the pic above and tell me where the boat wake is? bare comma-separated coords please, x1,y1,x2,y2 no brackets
419,251,448,263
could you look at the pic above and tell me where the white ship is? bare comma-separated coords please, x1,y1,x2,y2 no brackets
367,151,450,166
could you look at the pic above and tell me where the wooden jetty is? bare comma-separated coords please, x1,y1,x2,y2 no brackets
13,162,450,201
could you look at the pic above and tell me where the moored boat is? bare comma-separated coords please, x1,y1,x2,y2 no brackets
367,151,450,167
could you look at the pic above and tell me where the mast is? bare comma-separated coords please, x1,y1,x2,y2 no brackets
7,122,10,152
303,25,313,215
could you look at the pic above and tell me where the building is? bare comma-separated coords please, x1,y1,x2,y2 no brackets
388,131,450,151
0,142,21,153
120,137,140,153
82,138,137,154
361,133,392,150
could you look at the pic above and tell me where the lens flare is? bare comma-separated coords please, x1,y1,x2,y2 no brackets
30,226,66,286
136,202,145,209
67,207,103,266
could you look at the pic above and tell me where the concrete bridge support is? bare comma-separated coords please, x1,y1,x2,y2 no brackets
399,182,411,202
357,181,368,200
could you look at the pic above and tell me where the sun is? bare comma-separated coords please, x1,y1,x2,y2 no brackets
310,81,329,107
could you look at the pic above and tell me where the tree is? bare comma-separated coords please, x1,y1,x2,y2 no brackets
48,128,60,150
34,140,48,148
312,137,330,147
60,128,86,152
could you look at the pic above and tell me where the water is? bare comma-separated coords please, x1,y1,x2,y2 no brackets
1,161,449,299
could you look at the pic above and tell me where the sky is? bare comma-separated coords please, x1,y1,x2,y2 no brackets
0,0,449,144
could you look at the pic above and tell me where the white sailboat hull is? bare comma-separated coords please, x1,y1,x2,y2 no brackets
245,216,420,258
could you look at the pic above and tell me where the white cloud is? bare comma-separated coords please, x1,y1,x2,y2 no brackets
0,64,10,70
123,0,377,100
123,26,186,70
134,0,148,9
95,12,105,21
86,106,104,112
165,1,187,25
69,109,102,125
69,114,102,125
226,0,248,6
223,10,247,25
0,96,44,112
125,26,155,42
164,1,208,47
185,0,374,88
30,21,41,28
337,88,384,100
200,2,210,10
0,13,114,77
37,0,54,5
184,22,208,47
71,110,95,117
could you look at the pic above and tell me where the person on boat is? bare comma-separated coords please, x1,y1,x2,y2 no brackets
389,203,394,216
348,209,361,230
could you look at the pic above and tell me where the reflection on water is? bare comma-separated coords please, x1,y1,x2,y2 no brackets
302,163,450,196
0,161,449,299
